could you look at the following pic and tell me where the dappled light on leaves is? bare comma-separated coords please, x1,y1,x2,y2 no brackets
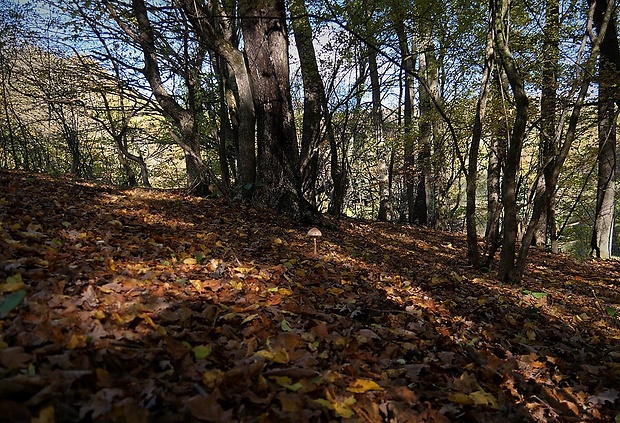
0,171,619,421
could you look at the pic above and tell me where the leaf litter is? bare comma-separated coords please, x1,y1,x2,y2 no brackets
0,170,619,422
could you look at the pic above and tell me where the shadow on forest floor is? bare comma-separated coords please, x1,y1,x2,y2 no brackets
0,170,619,422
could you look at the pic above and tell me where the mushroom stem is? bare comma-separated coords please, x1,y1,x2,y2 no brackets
307,227,322,256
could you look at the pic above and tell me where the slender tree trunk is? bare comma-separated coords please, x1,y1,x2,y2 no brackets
533,0,560,251
466,16,494,267
514,0,614,279
290,0,323,205
395,23,417,224
413,38,434,226
179,0,256,195
494,0,530,282
368,49,391,221
213,55,233,190
111,0,207,192
484,133,503,267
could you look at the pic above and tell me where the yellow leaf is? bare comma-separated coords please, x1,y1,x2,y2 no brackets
92,310,105,320
272,376,292,386
202,369,224,389
31,404,55,423
469,390,500,409
1,274,25,292
316,396,357,418
347,378,384,393
241,314,259,324
142,314,155,327
183,257,198,265
68,334,87,349
448,392,474,405
190,279,203,292
278,288,293,296
255,348,289,364
327,287,344,295
105,258,116,271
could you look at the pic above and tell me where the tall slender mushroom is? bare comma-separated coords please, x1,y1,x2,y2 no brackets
307,227,322,256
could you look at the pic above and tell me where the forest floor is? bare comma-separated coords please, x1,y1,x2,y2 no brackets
1,170,620,422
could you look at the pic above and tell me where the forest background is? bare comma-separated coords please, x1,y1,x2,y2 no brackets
1,0,620,283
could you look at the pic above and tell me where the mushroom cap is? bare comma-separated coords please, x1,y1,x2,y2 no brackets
307,227,322,237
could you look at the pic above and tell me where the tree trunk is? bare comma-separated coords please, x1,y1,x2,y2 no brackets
466,17,494,267
494,0,530,282
513,0,615,279
179,0,256,196
368,49,390,221
239,0,311,221
395,22,417,224
290,0,323,205
484,131,502,267
591,0,620,258
413,38,435,226
533,0,560,251
115,0,207,192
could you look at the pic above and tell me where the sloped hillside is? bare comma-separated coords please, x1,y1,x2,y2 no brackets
1,170,619,422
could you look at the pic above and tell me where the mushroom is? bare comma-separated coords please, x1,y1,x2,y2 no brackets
307,227,322,256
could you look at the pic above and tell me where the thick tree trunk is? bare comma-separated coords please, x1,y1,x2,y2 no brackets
240,0,311,221
592,84,617,258
591,0,620,258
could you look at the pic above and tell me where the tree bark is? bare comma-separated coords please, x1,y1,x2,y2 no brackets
591,0,620,258
413,37,435,226
394,22,417,224
514,0,615,279
239,0,311,221
179,0,256,196
466,14,494,267
368,49,391,221
494,0,530,282
290,0,322,205
533,0,560,251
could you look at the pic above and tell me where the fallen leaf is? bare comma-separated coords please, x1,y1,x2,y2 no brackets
347,378,384,393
